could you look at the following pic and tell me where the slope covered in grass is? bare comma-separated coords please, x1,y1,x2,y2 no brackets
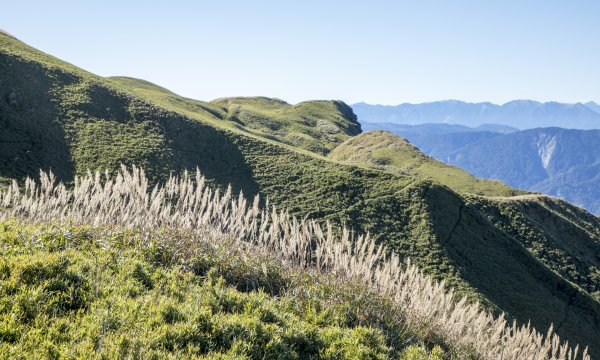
376,125,600,215
0,168,589,359
0,222,399,359
328,130,522,197
1,32,600,357
110,77,361,155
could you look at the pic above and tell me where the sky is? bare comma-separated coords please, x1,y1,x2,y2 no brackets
2,1,599,105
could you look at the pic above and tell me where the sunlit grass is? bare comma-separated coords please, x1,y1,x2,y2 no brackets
0,167,589,359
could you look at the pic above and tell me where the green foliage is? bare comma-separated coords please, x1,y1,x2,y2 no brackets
2,32,600,357
111,77,362,156
329,130,523,197
470,195,600,302
399,345,445,360
0,220,447,359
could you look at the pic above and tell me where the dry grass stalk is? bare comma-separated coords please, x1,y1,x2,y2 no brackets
0,166,589,360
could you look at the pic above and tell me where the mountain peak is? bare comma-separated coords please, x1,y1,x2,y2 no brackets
585,101,600,114
502,99,542,107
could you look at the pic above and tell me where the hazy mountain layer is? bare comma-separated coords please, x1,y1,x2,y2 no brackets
585,101,600,114
353,100,600,130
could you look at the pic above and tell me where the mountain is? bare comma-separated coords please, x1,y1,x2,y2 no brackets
110,76,362,156
353,100,600,130
2,33,600,357
381,125,600,215
0,28,16,39
586,101,600,114
328,130,520,196
360,122,518,136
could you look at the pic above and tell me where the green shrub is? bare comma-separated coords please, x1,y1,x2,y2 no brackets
0,222,396,359
399,345,444,360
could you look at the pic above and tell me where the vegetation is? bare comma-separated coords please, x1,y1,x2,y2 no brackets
0,222,394,359
0,167,589,359
2,32,600,357
470,194,600,302
110,76,362,155
328,130,522,197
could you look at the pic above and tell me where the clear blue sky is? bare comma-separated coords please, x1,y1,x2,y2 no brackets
2,1,598,105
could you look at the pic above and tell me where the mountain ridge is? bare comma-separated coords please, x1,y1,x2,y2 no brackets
328,130,522,197
585,101,600,113
353,100,600,130
2,32,600,357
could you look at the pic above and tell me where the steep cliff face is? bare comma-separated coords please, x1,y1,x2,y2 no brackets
536,133,558,170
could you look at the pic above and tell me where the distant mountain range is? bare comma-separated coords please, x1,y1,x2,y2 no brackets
353,100,600,130
362,122,600,215
585,101,600,114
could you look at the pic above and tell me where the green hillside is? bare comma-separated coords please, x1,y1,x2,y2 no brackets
3,168,582,359
109,76,361,155
378,125,600,215
328,130,522,197
1,32,600,357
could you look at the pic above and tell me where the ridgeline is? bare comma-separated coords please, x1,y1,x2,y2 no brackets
1,33,599,358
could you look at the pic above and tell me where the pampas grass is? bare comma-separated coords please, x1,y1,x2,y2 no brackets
0,166,589,360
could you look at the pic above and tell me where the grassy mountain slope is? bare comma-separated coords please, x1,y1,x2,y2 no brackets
110,76,361,155
328,130,523,197
472,195,600,300
379,125,600,215
3,168,586,359
2,33,600,356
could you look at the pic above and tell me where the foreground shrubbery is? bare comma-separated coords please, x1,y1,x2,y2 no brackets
0,223,404,359
0,167,590,359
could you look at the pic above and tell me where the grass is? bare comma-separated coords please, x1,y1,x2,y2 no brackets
0,222,395,359
469,194,600,302
0,167,589,359
1,32,600,357
110,77,361,156
328,130,523,197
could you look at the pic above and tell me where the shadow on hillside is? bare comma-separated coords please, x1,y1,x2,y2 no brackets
160,115,261,198
0,54,260,198
422,185,600,358
69,77,261,198
0,53,75,183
